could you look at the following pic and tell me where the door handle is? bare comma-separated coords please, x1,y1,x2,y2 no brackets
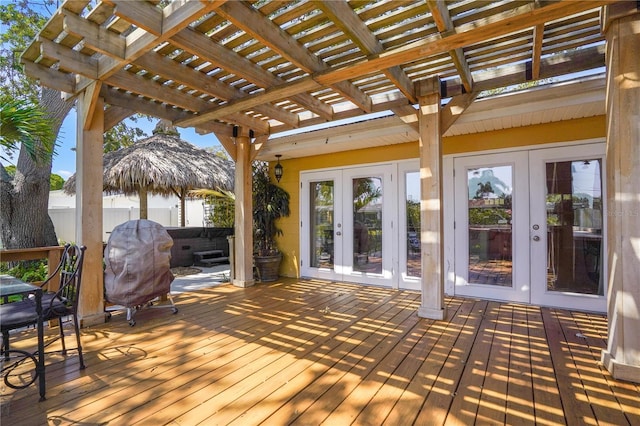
532,235,540,241
336,231,342,236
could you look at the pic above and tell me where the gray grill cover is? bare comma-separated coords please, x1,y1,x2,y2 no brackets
104,219,174,307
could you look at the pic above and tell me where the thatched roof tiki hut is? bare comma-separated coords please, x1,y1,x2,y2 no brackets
65,121,234,226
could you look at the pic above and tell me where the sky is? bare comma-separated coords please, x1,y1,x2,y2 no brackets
51,113,222,180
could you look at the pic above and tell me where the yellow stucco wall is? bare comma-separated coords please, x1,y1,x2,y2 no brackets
273,115,606,278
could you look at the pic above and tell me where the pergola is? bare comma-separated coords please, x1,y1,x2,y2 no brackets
22,1,639,383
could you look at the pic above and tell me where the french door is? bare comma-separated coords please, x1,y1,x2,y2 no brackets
300,163,421,289
452,143,606,312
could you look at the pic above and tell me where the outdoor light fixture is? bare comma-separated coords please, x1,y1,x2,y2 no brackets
274,155,283,182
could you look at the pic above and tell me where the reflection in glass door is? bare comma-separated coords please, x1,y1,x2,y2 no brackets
352,176,383,274
342,166,393,285
545,160,603,294
310,180,335,270
467,165,513,287
398,160,421,290
405,171,421,279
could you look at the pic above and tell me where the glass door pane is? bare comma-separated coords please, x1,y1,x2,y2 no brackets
545,159,604,295
406,171,421,278
352,177,383,274
310,181,334,269
467,166,513,286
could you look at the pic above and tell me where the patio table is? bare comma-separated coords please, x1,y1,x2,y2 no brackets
0,274,46,400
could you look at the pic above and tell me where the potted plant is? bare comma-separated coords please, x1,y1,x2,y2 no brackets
253,161,290,281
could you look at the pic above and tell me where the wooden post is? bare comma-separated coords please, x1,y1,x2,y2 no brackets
76,87,106,326
417,77,446,320
601,3,640,384
233,126,255,287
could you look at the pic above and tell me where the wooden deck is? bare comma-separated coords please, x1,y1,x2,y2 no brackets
1,278,639,425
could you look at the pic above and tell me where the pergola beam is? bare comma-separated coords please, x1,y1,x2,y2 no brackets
39,38,98,79
133,52,299,128
22,60,75,93
169,28,332,122
427,0,474,93
62,10,125,59
218,1,373,114
441,92,479,134
84,1,226,93
316,1,613,86
177,77,320,128
314,0,416,104
101,87,190,123
532,24,545,80
107,0,163,36
104,105,134,131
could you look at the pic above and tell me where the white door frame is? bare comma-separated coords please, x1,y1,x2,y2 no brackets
341,165,394,286
445,140,607,312
301,162,422,289
529,143,607,312
451,151,531,303
300,169,344,282
300,164,395,287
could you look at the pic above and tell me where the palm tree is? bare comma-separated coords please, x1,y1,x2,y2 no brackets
0,99,55,162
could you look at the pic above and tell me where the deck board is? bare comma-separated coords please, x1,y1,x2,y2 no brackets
1,278,639,425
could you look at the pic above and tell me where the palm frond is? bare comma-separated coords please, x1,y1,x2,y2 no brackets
0,99,56,162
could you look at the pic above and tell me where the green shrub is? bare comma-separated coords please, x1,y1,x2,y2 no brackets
0,259,48,282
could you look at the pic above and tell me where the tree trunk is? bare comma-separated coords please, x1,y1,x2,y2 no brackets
0,88,74,249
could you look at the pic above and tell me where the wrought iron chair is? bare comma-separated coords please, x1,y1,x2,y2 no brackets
1,244,87,370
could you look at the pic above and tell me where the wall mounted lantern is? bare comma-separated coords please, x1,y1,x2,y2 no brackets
274,155,283,182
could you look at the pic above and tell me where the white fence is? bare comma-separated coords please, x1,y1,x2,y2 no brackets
49,207,186,243
47,191,207,243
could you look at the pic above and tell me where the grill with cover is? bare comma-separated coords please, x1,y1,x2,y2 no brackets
104,219,178,326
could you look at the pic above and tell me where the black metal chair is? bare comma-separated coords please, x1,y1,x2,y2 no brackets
1,244,87,369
